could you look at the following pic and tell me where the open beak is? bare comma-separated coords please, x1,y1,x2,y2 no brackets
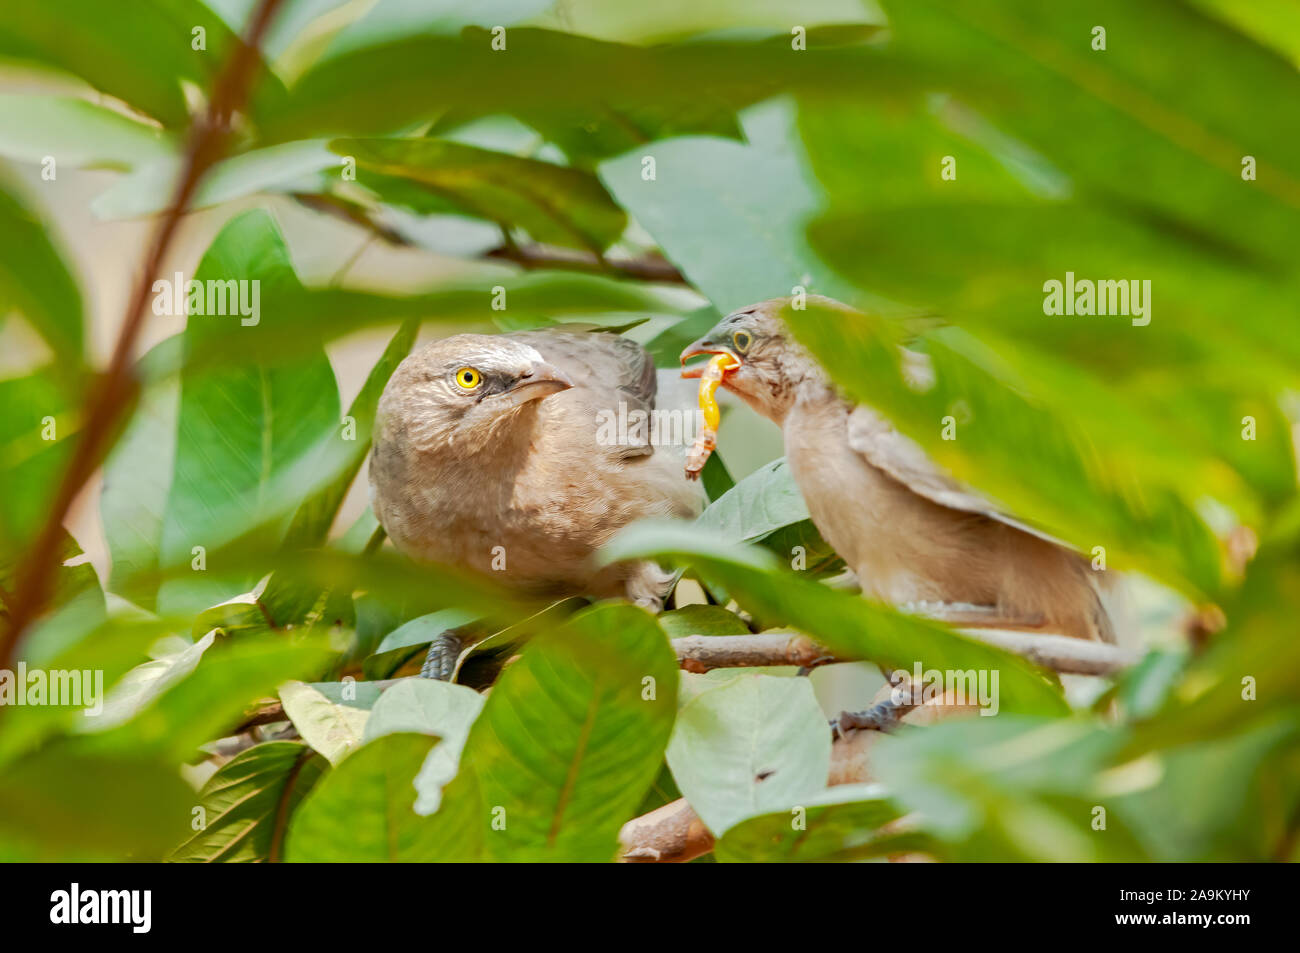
503,361,574,406
680,338,741,379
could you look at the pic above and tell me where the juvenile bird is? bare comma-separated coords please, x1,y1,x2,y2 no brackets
371,329,701,678
682,297,1115,644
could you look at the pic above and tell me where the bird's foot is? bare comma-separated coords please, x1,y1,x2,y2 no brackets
419,632,464,681
796,655,838,677
830,699,916,739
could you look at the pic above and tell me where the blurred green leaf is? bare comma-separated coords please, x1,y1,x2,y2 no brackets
539,0,882,45
170,740,327,862
0,186,84,368
714,783,901,862
333,138,626,252
92,140,337,219
0,94,174,169
101,340,180,611
879,0,1300,271
154,209,341,614
0,742,192,861
286,319,418,551
871,716,1149,861
256,27,932,141
657,605,751,638
0,0,277,127
667,673,831,835
83,632,335,762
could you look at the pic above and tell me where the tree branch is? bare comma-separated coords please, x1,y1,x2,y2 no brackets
290,191,688,284
483,242,686,284
0,0,288,671
671,629,1137,677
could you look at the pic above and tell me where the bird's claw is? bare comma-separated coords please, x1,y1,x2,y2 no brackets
830,699,913,739
420,632,463,681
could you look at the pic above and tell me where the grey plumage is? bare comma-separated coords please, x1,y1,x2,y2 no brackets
370,329,701,611
682,297,1116,643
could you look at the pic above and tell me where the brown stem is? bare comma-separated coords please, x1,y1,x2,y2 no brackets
0,0,288,671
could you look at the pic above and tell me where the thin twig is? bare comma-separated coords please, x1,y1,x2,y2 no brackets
0,0,288,670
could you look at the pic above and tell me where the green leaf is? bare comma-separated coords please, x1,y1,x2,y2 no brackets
0,742,192,861
695,458,841,576
364,607,478,679
257,27,930,142
93,630,216,730
333,138,627,252
0,185,84,366
285,319,418,551
364,678,484,814
0,94,174,170
83,632,335,762
419,603,679,860
878,0,1300,271
160,270,684,374
657,605,751,638
286,732,438,862
603,522,1072,717
92,140,339,219
714,783,902,862
0,0,260,127
100,340,180,610
667,673,831,835
599,102,861,313
539,0,882,45
279,679,382,764
155,210,341,613
868,716,1150,861
170,741,327,862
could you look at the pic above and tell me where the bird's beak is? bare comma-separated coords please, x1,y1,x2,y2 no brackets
680,337,740,379
503,361,574,406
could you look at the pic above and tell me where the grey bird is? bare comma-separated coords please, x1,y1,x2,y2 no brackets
371,329,702,678
681,297,1116,645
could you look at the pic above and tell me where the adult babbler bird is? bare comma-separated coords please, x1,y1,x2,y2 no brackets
371,329,702,678
681,297,1116,645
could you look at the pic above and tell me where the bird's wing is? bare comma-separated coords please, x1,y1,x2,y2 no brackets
845,404,1068,548
511,329,660,458
510,330,657,410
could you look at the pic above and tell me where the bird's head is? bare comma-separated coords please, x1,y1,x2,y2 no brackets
378,334,574,453
680,297,828,424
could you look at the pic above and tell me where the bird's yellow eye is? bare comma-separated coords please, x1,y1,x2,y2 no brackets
454,367,482,389
732,329,752,354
